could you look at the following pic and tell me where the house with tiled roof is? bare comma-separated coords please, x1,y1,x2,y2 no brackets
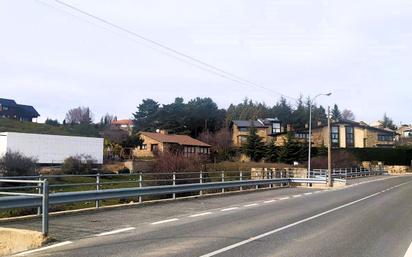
0,98,40,122
134,130,211,158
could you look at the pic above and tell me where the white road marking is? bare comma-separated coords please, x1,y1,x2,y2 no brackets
151,218,179,225
190,212,212,218
198,180,412,257
221,207,239,212
304,192,313,195
96,227,136,236
313,191,322,194
244,203,259,207
264,200,276,203
292,194,302,198
403,240,412,257
14,241,73,256
279,197,290,200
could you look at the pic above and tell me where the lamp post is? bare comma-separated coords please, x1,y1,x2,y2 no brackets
307,92,332,178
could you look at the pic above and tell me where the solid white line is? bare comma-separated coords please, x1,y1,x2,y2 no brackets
279,197,290,200
190,212,212,218
151,218,179,225
292,194,302,198
221,207,239,212
15,241,73,256
199,180,412,257
96,227,135,236
264,200,276,203
403,241,412,257
244,203,259,207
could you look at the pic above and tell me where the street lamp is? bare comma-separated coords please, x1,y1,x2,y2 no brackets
307,92,332,178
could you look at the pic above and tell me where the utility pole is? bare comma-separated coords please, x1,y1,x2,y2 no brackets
307,92,332,179
327,106,332,187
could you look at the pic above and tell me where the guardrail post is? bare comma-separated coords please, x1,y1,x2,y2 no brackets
199,171,203,196
221,171,225,193
42,179,49,237
172,171,176,199
96,173,100,208
239,171,243,191
139,172,142,203
37,174,43,215
269,170,272,188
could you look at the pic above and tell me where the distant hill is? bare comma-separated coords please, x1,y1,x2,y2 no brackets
0,118,101,137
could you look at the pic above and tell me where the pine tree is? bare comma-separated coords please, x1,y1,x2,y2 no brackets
265,140,278,162
331,104,342,121
243,126,266,162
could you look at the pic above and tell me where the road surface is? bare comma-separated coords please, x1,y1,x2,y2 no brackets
8,175,412,257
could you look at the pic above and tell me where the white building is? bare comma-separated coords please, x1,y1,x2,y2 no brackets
0,132,104,164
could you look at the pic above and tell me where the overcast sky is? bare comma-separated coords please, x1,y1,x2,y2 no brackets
0,0,411,124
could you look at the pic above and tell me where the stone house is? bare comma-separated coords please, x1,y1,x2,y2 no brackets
231,118,284,147
311,120,396,148
134,131,211,158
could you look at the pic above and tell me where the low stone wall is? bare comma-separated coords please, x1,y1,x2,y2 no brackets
384,165,412,174
0,228,45,256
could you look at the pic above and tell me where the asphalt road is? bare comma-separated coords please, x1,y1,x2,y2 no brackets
10,175,412,257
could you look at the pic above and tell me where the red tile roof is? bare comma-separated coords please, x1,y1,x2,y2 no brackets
112,119,134,126
140,132,210,147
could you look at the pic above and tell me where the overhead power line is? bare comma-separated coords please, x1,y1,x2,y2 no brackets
40,0,297,101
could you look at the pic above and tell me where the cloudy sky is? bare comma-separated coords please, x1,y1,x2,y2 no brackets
0,0,411,124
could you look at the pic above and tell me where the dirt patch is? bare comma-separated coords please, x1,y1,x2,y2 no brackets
0,228,45,256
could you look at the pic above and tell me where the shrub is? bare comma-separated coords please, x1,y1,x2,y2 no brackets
311,150,359,169
61,155,96,174
0,151,38,177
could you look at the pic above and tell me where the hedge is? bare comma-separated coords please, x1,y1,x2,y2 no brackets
337,148,412,166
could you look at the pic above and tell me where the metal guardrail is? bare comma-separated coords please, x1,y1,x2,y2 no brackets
0,168,384,236
310,168,385,179
0,176,329,237
0,179,49,237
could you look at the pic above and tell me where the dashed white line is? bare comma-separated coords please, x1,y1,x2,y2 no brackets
190,212,212,218
313,191,322,194
403,240,412,257
151,218,179,225
292,194,302,198
96,227,136,236
14,241,73,256
244,203,259,207
221,207,239,212
304,192,313,195
279,197,290,200
264,200,276,203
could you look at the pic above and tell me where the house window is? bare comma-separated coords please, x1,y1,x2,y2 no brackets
151,144,158,152
238,127,248,132
272,123,281,134
140,144,147,150
3,106,8,111
294,132,308,139
378,134,393,141
331,126,340,147
239,136,248,144
345,127,354,147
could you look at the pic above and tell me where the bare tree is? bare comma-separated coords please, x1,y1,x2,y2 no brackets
100,113,115,126
342,109,355,121
65,106,94,124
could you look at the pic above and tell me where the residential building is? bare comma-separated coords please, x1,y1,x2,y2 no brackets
231,118,283,147
111,119,134,135
311,120,396,148
134,131,211,158
0,98,40,122
396,125,412,145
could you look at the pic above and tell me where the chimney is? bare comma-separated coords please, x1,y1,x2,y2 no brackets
156,129,168,135
304,123,308,129
286,124,292,132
